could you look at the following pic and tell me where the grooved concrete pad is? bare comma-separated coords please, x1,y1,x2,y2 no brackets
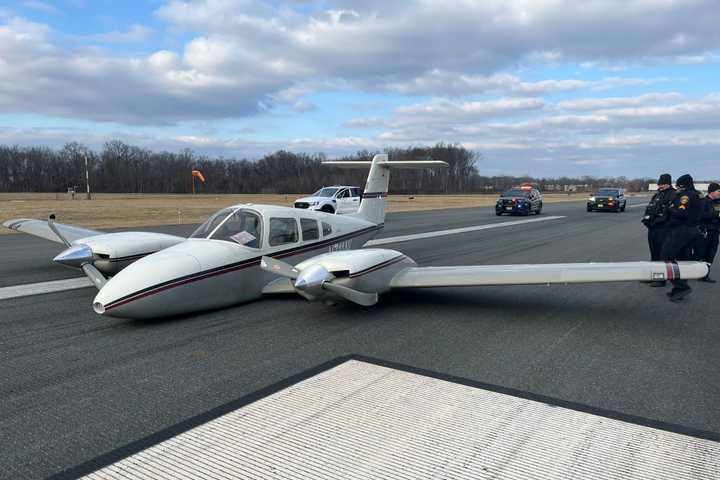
81,360,719,479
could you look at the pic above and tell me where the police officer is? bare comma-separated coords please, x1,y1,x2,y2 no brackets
642,173,676,286
661,174,703,301
696,182,720,282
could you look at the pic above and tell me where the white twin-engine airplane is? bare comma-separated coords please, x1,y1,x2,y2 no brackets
4,154,709,319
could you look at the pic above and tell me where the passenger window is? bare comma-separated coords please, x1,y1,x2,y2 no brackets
339,190,349,198
352,188,361,197
322,222,332,236
269,218,299,246
301,218,319,241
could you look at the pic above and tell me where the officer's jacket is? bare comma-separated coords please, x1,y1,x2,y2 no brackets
667,188,702,227
700,197,720,230
642,187,676,227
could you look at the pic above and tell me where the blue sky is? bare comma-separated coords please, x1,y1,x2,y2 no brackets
1,0,720,178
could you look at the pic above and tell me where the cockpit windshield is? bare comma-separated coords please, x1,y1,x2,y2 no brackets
313,187,339,198
190,208,262,248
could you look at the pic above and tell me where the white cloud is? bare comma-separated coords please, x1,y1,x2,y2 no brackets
382,71,668,97
1,1,719,125
557,93,683,111
396,97,545,120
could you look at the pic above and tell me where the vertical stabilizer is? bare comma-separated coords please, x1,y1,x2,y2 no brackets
357,154,390,225
322,155,448,225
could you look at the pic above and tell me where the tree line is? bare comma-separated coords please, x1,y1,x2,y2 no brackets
0,141,652,194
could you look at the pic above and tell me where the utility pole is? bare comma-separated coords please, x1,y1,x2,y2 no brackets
84,152,91,200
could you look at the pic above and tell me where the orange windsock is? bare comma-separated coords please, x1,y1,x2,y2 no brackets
191,170,206,182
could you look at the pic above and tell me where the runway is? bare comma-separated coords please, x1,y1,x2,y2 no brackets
2,199,719,479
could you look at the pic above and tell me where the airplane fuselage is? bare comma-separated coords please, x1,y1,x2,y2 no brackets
92,204,382,318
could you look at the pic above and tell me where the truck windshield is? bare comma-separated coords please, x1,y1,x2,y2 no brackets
597,189,620,196
313,187,339,197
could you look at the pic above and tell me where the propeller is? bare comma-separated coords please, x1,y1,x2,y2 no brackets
49,214,107,290
260,256,378,306
260,256,299,280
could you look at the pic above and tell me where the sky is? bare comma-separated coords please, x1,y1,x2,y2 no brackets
1,0,719,178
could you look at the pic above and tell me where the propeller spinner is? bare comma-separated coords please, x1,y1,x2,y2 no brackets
49,214,107,289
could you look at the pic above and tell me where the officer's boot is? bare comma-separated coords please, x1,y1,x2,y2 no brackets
668,280,692,302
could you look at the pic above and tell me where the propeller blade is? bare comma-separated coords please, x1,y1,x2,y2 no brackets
260,256,298,279
82,264,107,290
323,282,378,307
47,214,71,247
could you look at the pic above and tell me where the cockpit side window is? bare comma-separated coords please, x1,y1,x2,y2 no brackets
269,218,299,246
190,208,235,239
322,222,332,237
301,218,319,241
210,210,262,247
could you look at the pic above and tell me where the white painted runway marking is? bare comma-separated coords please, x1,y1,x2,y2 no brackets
366,215,566,246
0,277,92,301
80,360,720,480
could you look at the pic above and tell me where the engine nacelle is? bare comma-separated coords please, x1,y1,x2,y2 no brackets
293,248,417,297
54,232,185,276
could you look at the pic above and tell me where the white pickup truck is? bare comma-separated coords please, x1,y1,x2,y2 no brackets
294,186,362,214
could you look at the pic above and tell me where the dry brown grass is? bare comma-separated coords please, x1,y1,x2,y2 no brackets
0,191,637,234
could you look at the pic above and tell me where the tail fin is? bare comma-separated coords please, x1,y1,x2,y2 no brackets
323,154,448,225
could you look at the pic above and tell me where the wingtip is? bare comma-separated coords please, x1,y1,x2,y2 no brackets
3,218,29,230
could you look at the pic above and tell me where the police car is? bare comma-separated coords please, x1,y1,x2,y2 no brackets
587,188,627,212
495,184,543,216
294,186,362,214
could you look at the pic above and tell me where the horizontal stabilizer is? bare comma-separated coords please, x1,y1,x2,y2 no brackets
323,160,448,169
3,218,104,244
390,261,709,288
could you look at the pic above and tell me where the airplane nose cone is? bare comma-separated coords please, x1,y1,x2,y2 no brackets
53,244,93,268
93,250,202,319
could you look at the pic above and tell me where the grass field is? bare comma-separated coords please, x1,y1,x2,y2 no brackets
0,191,639,234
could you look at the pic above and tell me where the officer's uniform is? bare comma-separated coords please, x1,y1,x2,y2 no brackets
661,174,702,300
696,182,720,282
642,181,676,261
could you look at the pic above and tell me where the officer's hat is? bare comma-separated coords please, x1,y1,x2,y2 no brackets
657,173,672,185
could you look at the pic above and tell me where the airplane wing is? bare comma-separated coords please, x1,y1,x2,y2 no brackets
389,261,708,288
260,250,709,307
3,218,104,244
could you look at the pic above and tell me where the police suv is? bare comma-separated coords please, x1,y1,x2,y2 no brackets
587,188,627,212
495,184,543,216
294,186,362,214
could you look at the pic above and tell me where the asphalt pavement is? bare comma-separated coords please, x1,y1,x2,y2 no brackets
2,198,719,479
